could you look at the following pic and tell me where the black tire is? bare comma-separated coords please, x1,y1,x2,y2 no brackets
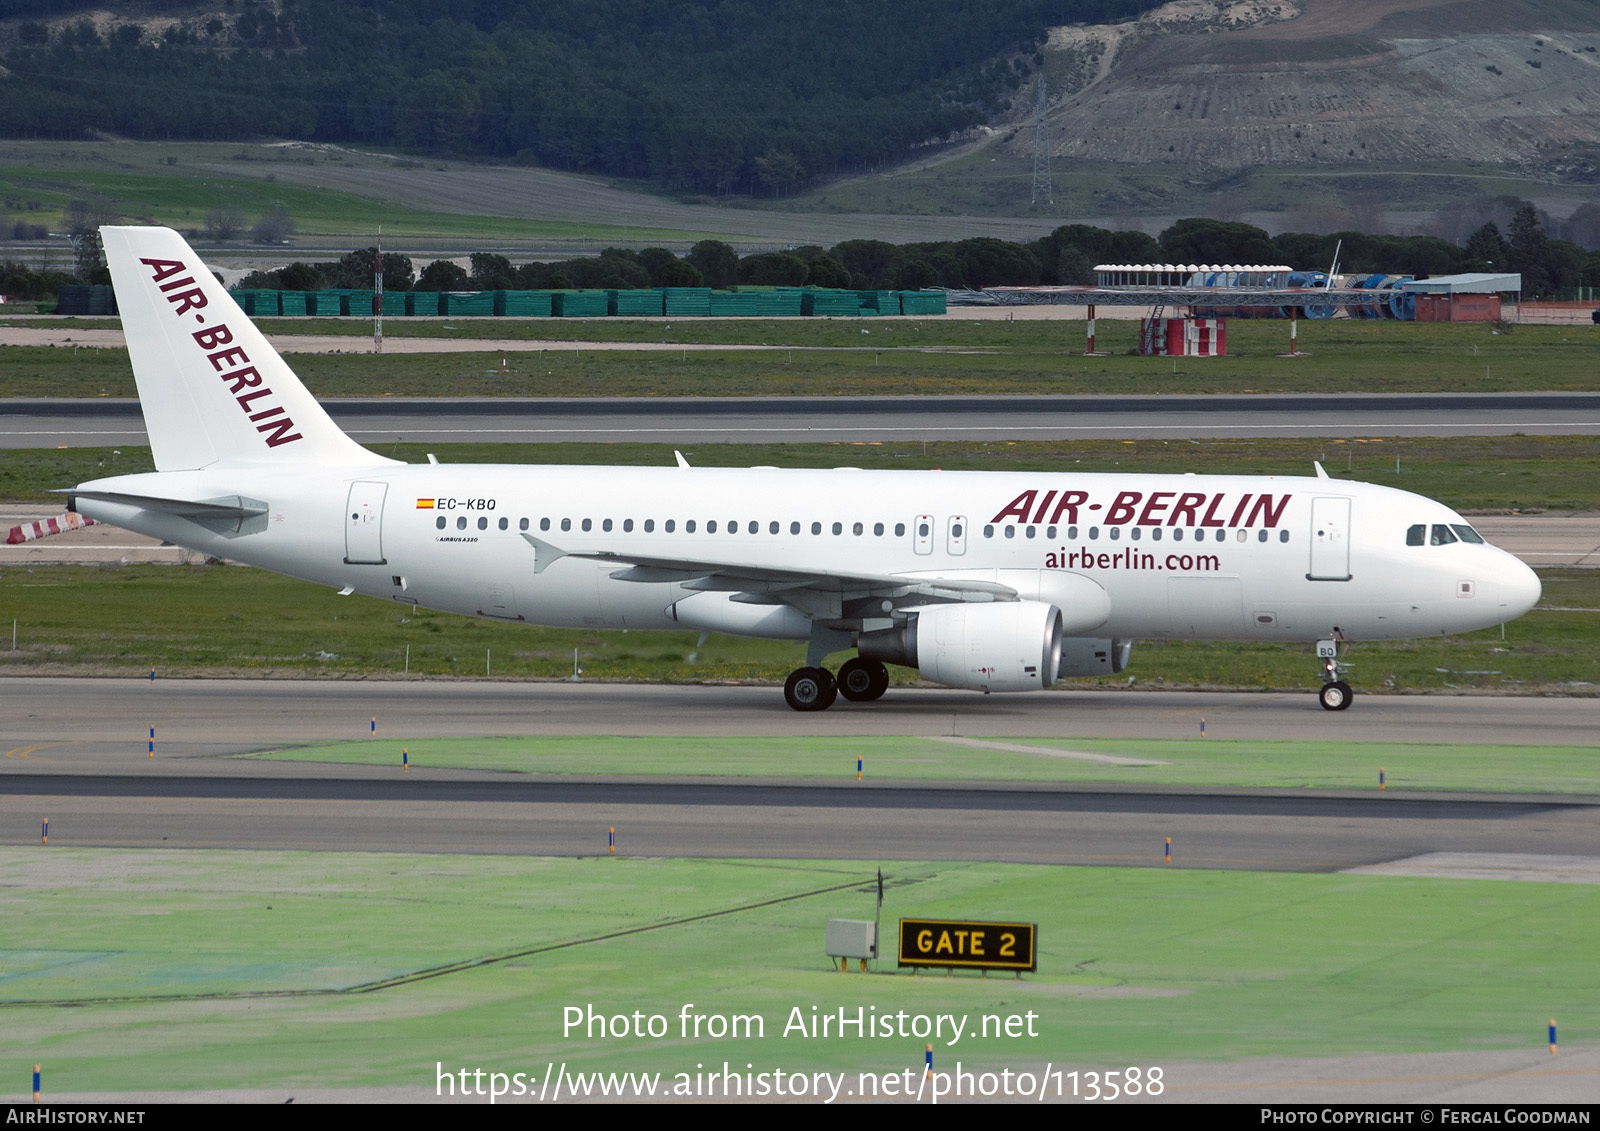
1318,680,1353,711
784,667,837,712
836,657,890,702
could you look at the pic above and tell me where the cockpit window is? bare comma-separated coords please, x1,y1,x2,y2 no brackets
1430,524,1458,545
1406,524,1425,546
1451,524,1485,544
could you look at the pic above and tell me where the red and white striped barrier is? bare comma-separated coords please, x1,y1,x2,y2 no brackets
6,513,97,545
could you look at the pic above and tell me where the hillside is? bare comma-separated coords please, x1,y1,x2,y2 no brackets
781,0,1600,233
1025,0,1600,179
0,0,1162,193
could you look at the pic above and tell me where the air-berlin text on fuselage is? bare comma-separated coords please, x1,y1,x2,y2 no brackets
991,488,1291,529
139,256,302,448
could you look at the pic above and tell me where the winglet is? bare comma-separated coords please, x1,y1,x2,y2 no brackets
674,450,691,469
1314,461,1330,479
520,533,568,574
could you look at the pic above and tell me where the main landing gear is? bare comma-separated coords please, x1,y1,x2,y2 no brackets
1315,637,1353,711
784,658,889,711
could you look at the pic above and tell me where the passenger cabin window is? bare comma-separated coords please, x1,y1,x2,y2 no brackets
436,516,445,530
894,523,906,537
1407,524,1425,546
498,517,508,530
519,518,529,532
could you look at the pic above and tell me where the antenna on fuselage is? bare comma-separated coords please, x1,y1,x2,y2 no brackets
674,450,691,469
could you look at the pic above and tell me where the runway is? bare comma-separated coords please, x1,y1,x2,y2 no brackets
2,771,1594,870
6,391,1600,446
6,679,1600,750
3,680,1597,868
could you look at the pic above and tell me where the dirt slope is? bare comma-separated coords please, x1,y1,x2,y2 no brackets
1016,0,1600,179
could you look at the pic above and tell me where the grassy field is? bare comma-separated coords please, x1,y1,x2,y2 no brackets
260,735,1600,794
9,434,1600,513
0,140,737,245
3,318,1596,398
1,849,1593,1093
1,563,1594,693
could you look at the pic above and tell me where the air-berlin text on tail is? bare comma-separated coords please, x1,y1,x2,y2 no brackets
991,489,1291,529
139,256,302,448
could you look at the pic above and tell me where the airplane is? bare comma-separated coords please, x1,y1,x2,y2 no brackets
66,227,1542,712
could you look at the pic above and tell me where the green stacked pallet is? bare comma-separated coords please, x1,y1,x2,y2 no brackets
555,290,609,317
662,287,712,316
380,291,408,317
277,292,310,316
611,289,664,316
764,290,805,316
708,291,764,316
309,291,346,316
503,291,554,316
441,291,496,316
231,290,279,317
807,289,863,317
898,291,946,315
347,290,377,317
864,290,899,315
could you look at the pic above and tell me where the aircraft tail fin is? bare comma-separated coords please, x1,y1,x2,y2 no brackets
101,226,393,472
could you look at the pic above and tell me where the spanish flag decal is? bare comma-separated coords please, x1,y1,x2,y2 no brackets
416,498,435,509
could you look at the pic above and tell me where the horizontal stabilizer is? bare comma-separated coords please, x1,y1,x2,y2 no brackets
65,490,269,534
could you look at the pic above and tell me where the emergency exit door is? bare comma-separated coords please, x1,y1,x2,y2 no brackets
344,481,388,565
1307,496,1351,581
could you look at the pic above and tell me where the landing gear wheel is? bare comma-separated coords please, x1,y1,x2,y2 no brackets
1318,680,1353,711
784,667,838,712
836,657,889,702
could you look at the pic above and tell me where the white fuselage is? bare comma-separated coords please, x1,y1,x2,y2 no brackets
75,462,1542,646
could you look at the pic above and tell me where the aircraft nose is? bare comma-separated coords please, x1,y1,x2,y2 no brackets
1497,554,1541,620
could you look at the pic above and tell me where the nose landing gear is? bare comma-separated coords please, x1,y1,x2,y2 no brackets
1315,637,1353,711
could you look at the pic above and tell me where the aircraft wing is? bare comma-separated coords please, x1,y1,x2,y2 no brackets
521,534,1015,618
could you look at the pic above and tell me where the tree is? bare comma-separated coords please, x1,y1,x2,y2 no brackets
737,252,809,286
638,247,703,287
753,149,805,197
252,204,296,245
687,240,739,288
205,206,246,241
416,260,470,291
1463,222,1508,270
277,262,326,291
1159,219,1273,265
469,253,514,289
1507,205,1551,293
828,240,897,289
73,231,107,285
1056,247,1094,286
885,257,937,291
63,197,119,239
326,248,413,291
803,255,850,289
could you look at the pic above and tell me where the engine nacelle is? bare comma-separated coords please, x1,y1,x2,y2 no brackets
1057,637,1132,678
861,600,1064,692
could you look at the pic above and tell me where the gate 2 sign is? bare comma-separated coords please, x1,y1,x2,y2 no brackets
897,918,1037,972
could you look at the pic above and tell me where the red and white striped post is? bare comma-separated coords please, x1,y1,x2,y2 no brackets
1085,304,1096,354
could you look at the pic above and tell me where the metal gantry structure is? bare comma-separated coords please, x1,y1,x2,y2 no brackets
1030,79,1052,206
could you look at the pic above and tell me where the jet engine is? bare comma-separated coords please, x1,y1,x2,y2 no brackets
859,601,1064,692
1057,637,1132,677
